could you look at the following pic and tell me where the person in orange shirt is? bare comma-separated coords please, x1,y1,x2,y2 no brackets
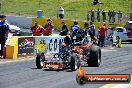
42,18,54,36
98,24,107,47
31,22,42,36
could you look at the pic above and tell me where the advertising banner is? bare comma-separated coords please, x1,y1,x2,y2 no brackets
18,36,65,57
35,36,65,56
18,37,35,56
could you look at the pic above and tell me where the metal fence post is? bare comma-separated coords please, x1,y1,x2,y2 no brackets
0,1,1,13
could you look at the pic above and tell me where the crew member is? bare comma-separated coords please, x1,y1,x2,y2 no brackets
43,18,54,36
60,21,68,36
116,36,122,48
71,21,79,36
0,15,9,58
31,22,42,36
98,24,107,47
89,22,96,41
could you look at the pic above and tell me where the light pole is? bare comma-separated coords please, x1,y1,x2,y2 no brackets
57,0,60,19
38,0,41,9
0,0,2,13
130,2,132,21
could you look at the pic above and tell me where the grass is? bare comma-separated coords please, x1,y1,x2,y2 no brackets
0,0,132,21
19,32,31,36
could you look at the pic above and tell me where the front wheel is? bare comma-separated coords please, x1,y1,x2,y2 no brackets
70,54,80,71
36,54,43,69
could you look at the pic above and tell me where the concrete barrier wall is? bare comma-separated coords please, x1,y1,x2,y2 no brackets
6,36,65,59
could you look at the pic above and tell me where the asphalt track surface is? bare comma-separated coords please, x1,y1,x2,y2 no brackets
0,44,132,88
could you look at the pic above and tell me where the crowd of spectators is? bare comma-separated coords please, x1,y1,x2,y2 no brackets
87,9,123,23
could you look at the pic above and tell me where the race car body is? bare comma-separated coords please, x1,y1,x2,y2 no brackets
73,43,101,67
36,41,101,70
36,29,101,71
36,45,80,71
71,29,101,67
43,58,64,70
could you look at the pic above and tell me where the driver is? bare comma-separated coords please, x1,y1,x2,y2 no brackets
59,34,72,53
63,34,72,45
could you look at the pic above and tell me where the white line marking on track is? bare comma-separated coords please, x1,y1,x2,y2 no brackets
101,49,117,52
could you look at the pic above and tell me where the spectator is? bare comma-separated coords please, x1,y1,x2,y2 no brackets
117,10,122,23
112,10,116,23
43,18,54,36
58,6,64,19
93,0,103,5
60,21,68,36
91,9,95,22
108,9,112,23
102,10,106,22
87,11,91,21
93,0,99,5
84,22,89,35
89,22,96,41
97,8,101,22
0,15,9,58
31,22,42,36
98,24,107,47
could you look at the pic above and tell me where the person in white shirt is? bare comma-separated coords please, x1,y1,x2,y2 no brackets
58,6,64,19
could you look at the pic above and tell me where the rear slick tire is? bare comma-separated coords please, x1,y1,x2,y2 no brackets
88,45,101,67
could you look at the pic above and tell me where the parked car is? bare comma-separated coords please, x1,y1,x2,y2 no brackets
9,24,20,33
124,21,132,29
4,20,21,33
115,27,132,42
